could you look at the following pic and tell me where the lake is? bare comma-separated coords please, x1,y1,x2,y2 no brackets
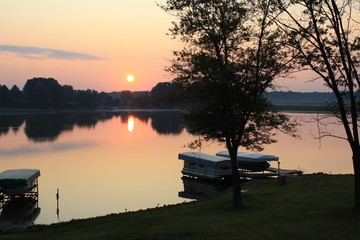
0,111,353,225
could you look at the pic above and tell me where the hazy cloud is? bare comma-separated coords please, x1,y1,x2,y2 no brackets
0,45,104,60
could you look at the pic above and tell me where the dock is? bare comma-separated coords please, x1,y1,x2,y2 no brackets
179,151,302,182
267,167,303,176
238,168,302,179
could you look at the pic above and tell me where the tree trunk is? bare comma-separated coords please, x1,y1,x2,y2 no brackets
353,150,360,210
228,146,242,209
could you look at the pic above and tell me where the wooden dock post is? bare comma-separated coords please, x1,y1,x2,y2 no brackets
277,162,280,176
277,161,287,185
56,189,60,220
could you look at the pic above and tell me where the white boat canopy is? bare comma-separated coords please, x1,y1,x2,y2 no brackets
178,152,231,167
0,169,40,189
216,151,279,163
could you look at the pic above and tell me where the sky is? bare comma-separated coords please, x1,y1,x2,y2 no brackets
0,0,329,92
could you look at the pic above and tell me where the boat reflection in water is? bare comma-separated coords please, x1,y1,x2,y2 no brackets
0,169,41,233
178,176,231,200
0,197,40,233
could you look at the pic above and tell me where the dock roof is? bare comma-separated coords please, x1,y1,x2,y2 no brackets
178,152,231,167
0,169,40,189
216,151,279,162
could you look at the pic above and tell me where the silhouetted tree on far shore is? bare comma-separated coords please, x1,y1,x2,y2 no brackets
0,85,11,108
151,82,181,108
23,78,66,109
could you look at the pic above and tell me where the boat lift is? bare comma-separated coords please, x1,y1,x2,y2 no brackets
179,151,302,181
0,169,40,210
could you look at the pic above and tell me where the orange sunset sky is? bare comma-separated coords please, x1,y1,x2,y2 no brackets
0,0,329,92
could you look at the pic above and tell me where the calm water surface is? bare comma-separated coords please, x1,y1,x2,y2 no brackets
0,111,352,225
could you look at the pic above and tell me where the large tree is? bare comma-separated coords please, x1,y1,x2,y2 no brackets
23,77,66,109
274,0,360,209
10,85,26,108
161,0,297,208
151,82,181,107
0,85,11,108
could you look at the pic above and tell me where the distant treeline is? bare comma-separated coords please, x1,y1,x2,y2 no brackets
0,78,181,110
264,91,335,111
0,77,335,111
265,91,334,103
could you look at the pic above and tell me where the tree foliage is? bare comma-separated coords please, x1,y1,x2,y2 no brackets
75,89,98,109
0,78,119,110
0,85,11,108
161,0,297,208
23,78,65,109
150,82,181,107
9,85,26,108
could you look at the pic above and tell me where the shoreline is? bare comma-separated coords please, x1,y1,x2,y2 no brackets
0,108,184,115
0,107,329,115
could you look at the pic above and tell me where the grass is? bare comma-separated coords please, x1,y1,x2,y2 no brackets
0,175,359,240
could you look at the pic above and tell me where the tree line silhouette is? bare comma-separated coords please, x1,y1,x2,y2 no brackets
0,78,181,109
1,77,334,111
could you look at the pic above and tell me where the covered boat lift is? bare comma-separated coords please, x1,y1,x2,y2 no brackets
216,151,279,162
178,152,232,181
216,151,279,172
179,151,301,181
0,169,40,210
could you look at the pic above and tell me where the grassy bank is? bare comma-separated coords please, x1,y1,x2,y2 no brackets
0,175,359,240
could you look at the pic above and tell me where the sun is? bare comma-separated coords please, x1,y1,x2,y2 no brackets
127,75,134,82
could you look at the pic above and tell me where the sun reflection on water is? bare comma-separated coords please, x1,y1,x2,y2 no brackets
127,116,134,132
